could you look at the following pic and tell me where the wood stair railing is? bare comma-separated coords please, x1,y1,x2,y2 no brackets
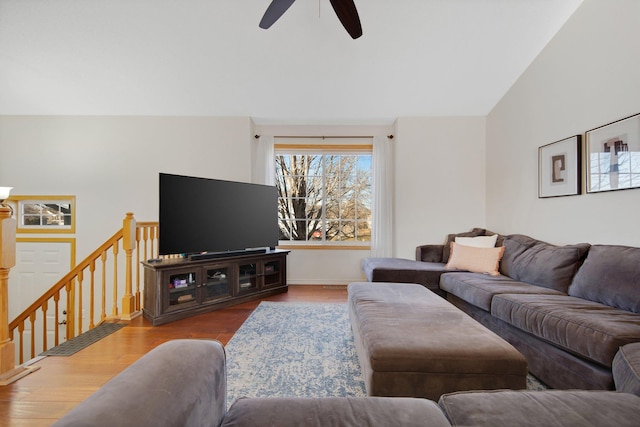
8,213,162,364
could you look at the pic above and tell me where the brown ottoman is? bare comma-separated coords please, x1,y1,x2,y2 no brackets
348,282,528,400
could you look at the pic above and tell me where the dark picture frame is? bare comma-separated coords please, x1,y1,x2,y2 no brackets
538,135,582,198
586,113,640,193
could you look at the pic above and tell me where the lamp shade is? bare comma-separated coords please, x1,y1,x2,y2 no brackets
0,187,12,203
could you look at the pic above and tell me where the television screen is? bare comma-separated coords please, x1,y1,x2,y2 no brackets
159,173,279,256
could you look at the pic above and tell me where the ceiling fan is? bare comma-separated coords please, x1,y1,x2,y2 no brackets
259,0,363,39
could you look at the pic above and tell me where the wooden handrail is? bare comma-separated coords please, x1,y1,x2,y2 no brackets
7,213,161,364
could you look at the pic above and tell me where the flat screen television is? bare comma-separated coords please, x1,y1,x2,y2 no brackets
158,173,279,257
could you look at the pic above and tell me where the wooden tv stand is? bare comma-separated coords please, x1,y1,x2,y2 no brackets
142,249,289,326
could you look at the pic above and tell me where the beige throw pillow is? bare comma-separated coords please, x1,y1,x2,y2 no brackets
445,242,505,276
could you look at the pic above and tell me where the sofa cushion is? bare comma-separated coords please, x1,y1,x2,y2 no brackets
491,293,640,367
442,228,486,263
445,243,505,276
223,397,452,427
613,343,640,396
499,234,590,293
569,245,640,314
438,390,640,427
440,272,564,312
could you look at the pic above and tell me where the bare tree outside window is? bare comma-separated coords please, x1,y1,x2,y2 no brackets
276,152,371,243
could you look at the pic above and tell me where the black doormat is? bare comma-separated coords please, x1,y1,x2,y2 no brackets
40,322,126,357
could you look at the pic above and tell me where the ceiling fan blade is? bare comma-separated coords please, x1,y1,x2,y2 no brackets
329,0,362,39
259,0,297,29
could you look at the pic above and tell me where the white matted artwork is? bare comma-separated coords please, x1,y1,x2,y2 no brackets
538,135,582,198
586,113,640,193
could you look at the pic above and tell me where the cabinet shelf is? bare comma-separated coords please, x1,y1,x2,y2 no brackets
143,250,289,326
169,284,196,293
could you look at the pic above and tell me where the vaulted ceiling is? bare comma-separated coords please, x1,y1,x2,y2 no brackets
0,0,583,123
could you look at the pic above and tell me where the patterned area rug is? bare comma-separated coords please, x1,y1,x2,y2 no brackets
225,302,366,406
225,302,547,407
40,322,126,356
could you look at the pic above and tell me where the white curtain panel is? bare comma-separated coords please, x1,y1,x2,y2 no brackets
371,135,393,258
254,135,275,185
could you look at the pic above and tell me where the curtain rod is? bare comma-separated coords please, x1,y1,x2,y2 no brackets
254,134,394,140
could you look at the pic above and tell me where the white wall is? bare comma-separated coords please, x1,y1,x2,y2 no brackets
394,117,487,259
0,116,253,261
0,113,500,288
285,249,369,285
486,0,640,246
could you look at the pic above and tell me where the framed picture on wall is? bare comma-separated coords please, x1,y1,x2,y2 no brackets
585,113,640,193
538,135,582,198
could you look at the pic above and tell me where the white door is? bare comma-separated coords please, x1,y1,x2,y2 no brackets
8,240,73,360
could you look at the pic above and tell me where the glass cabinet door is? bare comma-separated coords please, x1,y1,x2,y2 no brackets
166,269,198,311
263,259,283,289
203,266,231,302
237,262,259,294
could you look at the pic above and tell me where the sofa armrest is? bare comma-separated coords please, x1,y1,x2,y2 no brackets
416,245,444,262
613,343,640,397
54,339,227,427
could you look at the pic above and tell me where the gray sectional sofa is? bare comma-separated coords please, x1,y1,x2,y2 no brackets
50,230,640,425
363,230,640,390
54,339,640,427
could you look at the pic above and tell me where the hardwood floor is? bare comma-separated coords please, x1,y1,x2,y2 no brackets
0,285,348,426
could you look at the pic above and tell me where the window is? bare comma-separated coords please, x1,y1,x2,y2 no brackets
275,143,372,246
8,195,76,234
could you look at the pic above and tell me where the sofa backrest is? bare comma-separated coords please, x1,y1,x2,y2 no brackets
53,339,227,427
499,234,590,293
569,245,640,313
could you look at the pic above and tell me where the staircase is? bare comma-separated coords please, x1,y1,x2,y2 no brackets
6,213,166,364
